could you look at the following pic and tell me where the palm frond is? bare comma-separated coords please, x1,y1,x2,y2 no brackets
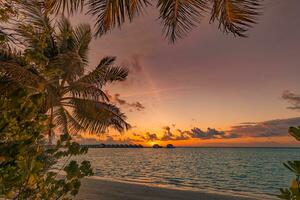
47,0,261,41
289,127,300,142
78,56,128,86
45,0,84,14
0,47,23,64
17,1,57,61
67,82,109,101
57,16,76,52
0,48,35,96
53,105,87,135
48,52,85,82
0,61,45,91
210,0,261,37
55,18,91,80
73,24,92,64
104,65,129,82
53,106,69,134
69,98,130,134
65,109,84,134
20,1,53,31
157,0,208,42
87,0,150,36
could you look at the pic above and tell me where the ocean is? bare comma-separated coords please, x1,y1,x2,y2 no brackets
76,147,300,199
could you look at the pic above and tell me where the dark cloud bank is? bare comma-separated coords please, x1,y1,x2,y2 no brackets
106,91,145,112
103,55,146,112
80,90,300,144
133,117,300,143
282,90,300,110
78,117,300,144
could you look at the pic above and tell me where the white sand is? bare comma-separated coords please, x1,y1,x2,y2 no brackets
76,178,268,200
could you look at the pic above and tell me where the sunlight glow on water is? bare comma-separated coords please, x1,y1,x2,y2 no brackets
76,148,300,199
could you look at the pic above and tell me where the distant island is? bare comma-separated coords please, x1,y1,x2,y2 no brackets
152,144,163,148
80,143,176,148
153,144,175,148
81,144,144,148
166,144,175,148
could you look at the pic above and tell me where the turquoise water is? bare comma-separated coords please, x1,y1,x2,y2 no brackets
82,148,300,199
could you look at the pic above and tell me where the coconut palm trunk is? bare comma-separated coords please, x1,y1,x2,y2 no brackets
48,107,54,144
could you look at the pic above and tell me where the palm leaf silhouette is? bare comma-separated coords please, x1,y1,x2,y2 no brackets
0,3,130,142
47,0,261,42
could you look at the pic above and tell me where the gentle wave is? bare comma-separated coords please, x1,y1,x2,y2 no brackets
71,148,300,199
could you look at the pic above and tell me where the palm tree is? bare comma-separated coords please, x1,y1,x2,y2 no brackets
0,2,130,143
45,0,261,42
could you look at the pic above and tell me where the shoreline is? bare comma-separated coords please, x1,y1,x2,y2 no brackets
76,177,275,200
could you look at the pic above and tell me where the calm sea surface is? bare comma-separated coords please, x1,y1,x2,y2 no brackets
75,148,300,199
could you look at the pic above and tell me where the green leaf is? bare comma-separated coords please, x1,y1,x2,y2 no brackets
289,127,300,142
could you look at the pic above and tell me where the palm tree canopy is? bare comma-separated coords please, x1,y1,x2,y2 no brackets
0,2,130,139
46,0,262,42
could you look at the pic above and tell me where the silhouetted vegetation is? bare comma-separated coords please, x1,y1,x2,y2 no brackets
278,127,300,199
153,144,162,148
81,144,143,148
44,0,262,42
0,2,130,144
0,89,93,199
0,1,129,199
166,144,175,148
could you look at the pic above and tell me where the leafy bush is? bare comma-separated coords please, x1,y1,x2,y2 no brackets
0,89,93,199
278,127,300,199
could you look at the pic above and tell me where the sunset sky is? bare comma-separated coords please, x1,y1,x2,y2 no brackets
75,0,300,147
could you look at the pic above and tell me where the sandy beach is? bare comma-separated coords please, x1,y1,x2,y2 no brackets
76,178,267,200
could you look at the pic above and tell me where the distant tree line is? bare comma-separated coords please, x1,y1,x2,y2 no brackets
81,144,144,148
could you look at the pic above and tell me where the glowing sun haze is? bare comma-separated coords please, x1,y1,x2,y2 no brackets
73,0,300,147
